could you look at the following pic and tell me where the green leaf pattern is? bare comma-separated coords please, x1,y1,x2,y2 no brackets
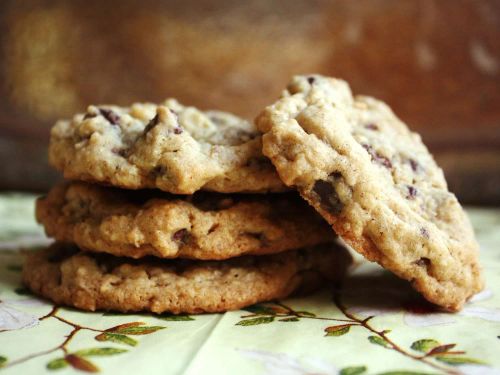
110,326,165,335
340,365,367,375
74,347,128,357
236,317,274,326
325,324,351,336
368,336,391,348
410,339,440,353
46,357,68,370
435,356,485,365
157,314,194,321
95,333,138,347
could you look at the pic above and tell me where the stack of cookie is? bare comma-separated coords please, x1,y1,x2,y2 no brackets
24,74,483,313
23,99,351,314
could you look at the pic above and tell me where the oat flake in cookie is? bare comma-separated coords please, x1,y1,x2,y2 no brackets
49,99,286,194
23,243,352,314
256,74,483,311
36,181,334,260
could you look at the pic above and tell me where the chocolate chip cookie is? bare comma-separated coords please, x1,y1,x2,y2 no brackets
37,182,334,260
22,242,352,314
256,74,483,311
49,99,286,194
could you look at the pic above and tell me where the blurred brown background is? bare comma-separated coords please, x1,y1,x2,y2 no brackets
0,0,499,204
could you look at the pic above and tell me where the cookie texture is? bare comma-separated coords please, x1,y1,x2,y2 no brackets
49,99,286,194
256,74,483,311
36,182,334,260
23,243,352,314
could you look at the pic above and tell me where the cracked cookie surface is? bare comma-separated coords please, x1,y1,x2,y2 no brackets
22,242,352,314
36,182,334,260
256,74,483,311
49,99,286,194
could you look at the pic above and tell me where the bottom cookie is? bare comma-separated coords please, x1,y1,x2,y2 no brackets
22,243,352,314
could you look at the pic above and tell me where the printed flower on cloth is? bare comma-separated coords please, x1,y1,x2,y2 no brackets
349,288,500,327
239,349,340,375
0,297,50,331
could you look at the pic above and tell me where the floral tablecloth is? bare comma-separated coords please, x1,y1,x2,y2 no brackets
0,194,499,375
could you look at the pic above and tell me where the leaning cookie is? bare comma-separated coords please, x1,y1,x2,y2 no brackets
23,243,352,314
36,182,334,260
256,74,483,311
49,99,286,194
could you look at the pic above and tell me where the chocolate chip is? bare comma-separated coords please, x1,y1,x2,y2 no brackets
173,127,183,134
99,108,120,125
169,108,178,120
312,176,343,215
143,114,160,134
407,185,417,199
415,257,431,267
111,147,129,158
150,165,166,177
420,227,430,239
365,123,379,131
307,76,315,84
208,223,219,234
361,144,392,169
376,155,392,169
172,229,190,244
409,158,420,172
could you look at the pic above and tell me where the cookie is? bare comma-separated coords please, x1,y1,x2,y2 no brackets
256,74,483,311
22,242,352,314
36,182,334,260
49,99,286,194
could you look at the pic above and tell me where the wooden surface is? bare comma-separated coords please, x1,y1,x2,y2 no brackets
0,0,499,203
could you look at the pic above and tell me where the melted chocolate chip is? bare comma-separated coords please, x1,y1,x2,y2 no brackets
208,223,219,234
312,177,343,215
143,114,160,134
361,144,392,169
415,257,431,267
307,76,315,84
172,229,190,244
169,108,178,120
409,158,420,172
111,147,129,158
376,154,392,169
420,227,430,239
407,185,418,199
99,108,120,125
173,127,183,134
150,165,166,177
365,123,379,131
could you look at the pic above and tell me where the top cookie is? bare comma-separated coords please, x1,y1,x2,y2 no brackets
256,74,483,311
49,99,286,194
